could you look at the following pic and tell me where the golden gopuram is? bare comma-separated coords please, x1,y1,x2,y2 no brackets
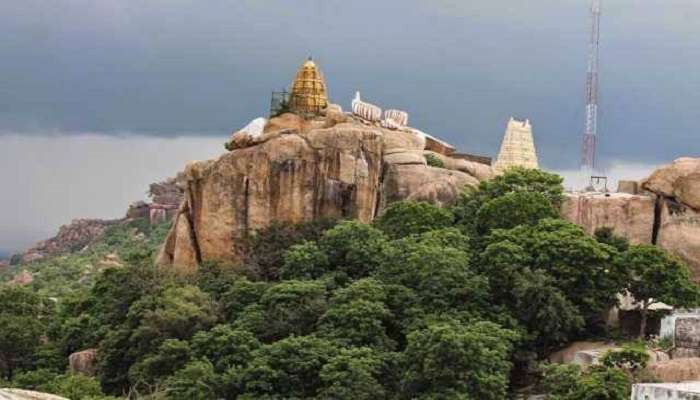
288,57,328,116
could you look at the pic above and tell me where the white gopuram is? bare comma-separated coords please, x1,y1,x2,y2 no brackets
493,117,539,174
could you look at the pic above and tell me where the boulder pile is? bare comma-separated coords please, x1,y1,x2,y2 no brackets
158,110,492,270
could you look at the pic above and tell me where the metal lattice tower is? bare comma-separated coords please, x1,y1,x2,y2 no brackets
581,0,602,174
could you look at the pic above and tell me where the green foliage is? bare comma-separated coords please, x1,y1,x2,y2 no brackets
623,244,699,309
128,339,192,389
318,280,396,350
511,269,584,353
594,227,630,252
540,364,630,400
190,325,260,372
376,201,455,239
12,371,105,400
621,244,700,337
540,363,582,398
6,167,672,398
453,167,564,235
568,367,630,400
259,280,327,341
481,219,626,326
318,347,389,400
164,359,220,400
0,286,50,379
476,191,559,233
244,219,337,280
601,344,650,373
237,335,338,398
424,153,445,168
318,221,391,279
401,320,518,399
280,241,330,280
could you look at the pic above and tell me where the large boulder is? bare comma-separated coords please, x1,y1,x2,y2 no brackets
643,157,700,209
68,348,98,376
157,121,485,270
656,200,700,279
380,164,479,209
0,389,68,400
561,192,656,245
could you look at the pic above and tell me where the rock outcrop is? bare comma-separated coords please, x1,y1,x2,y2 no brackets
562,192,655,245
158,114,490,270
0,389,68,400
68,348,98,376
563,157,700,280
21,219,119,263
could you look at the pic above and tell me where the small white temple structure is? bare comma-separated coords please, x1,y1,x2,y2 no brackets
493,117,539,174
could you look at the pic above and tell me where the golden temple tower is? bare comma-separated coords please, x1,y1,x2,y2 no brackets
288,57,328,116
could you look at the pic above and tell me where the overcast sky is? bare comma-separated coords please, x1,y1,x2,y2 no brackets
1,0,698,253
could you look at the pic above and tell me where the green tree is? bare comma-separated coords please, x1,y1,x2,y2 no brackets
318,283,395,350
476,191,559,234
129,285,218,351
45,373,104,400
318,221,391,279
512,269,584,354
280,241,330,280
259,280,327,341
0,286,50,379
453,167,564,235
164,359,220,400
377,238,489,318
568,367,630,400
238,336,338,398
319,347,388,400
401,320,517,400
621,244,700,337
220,278,268,321
244,219,337,280
128,339,192,390
190,325,260,372
375,201,454,239
481,219,626,324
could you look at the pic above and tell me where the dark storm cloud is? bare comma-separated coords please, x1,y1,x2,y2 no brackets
2,0,699,167
1,0,698,253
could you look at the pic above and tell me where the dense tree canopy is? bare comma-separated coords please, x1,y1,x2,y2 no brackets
2,167,698,399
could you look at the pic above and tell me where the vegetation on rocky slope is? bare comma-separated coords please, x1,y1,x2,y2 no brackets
1,168,698,399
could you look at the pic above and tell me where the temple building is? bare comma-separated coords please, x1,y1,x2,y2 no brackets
288,57,328,116
493,117,539,174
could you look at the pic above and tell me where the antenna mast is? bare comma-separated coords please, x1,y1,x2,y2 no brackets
581,0,601,174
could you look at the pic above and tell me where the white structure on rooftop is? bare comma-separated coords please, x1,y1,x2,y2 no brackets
494,117,539,174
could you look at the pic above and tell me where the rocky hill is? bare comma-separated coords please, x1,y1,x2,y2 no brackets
18,177,184,264
157,109,493,270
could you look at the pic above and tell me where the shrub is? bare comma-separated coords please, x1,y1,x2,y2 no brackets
424,153,445,168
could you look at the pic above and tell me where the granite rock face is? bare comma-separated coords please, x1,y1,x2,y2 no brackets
562,192,656,245
158,118,489,270
562,158,700,280
656,200,700,278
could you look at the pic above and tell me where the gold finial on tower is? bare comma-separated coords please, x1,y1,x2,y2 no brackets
288,57,328,116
